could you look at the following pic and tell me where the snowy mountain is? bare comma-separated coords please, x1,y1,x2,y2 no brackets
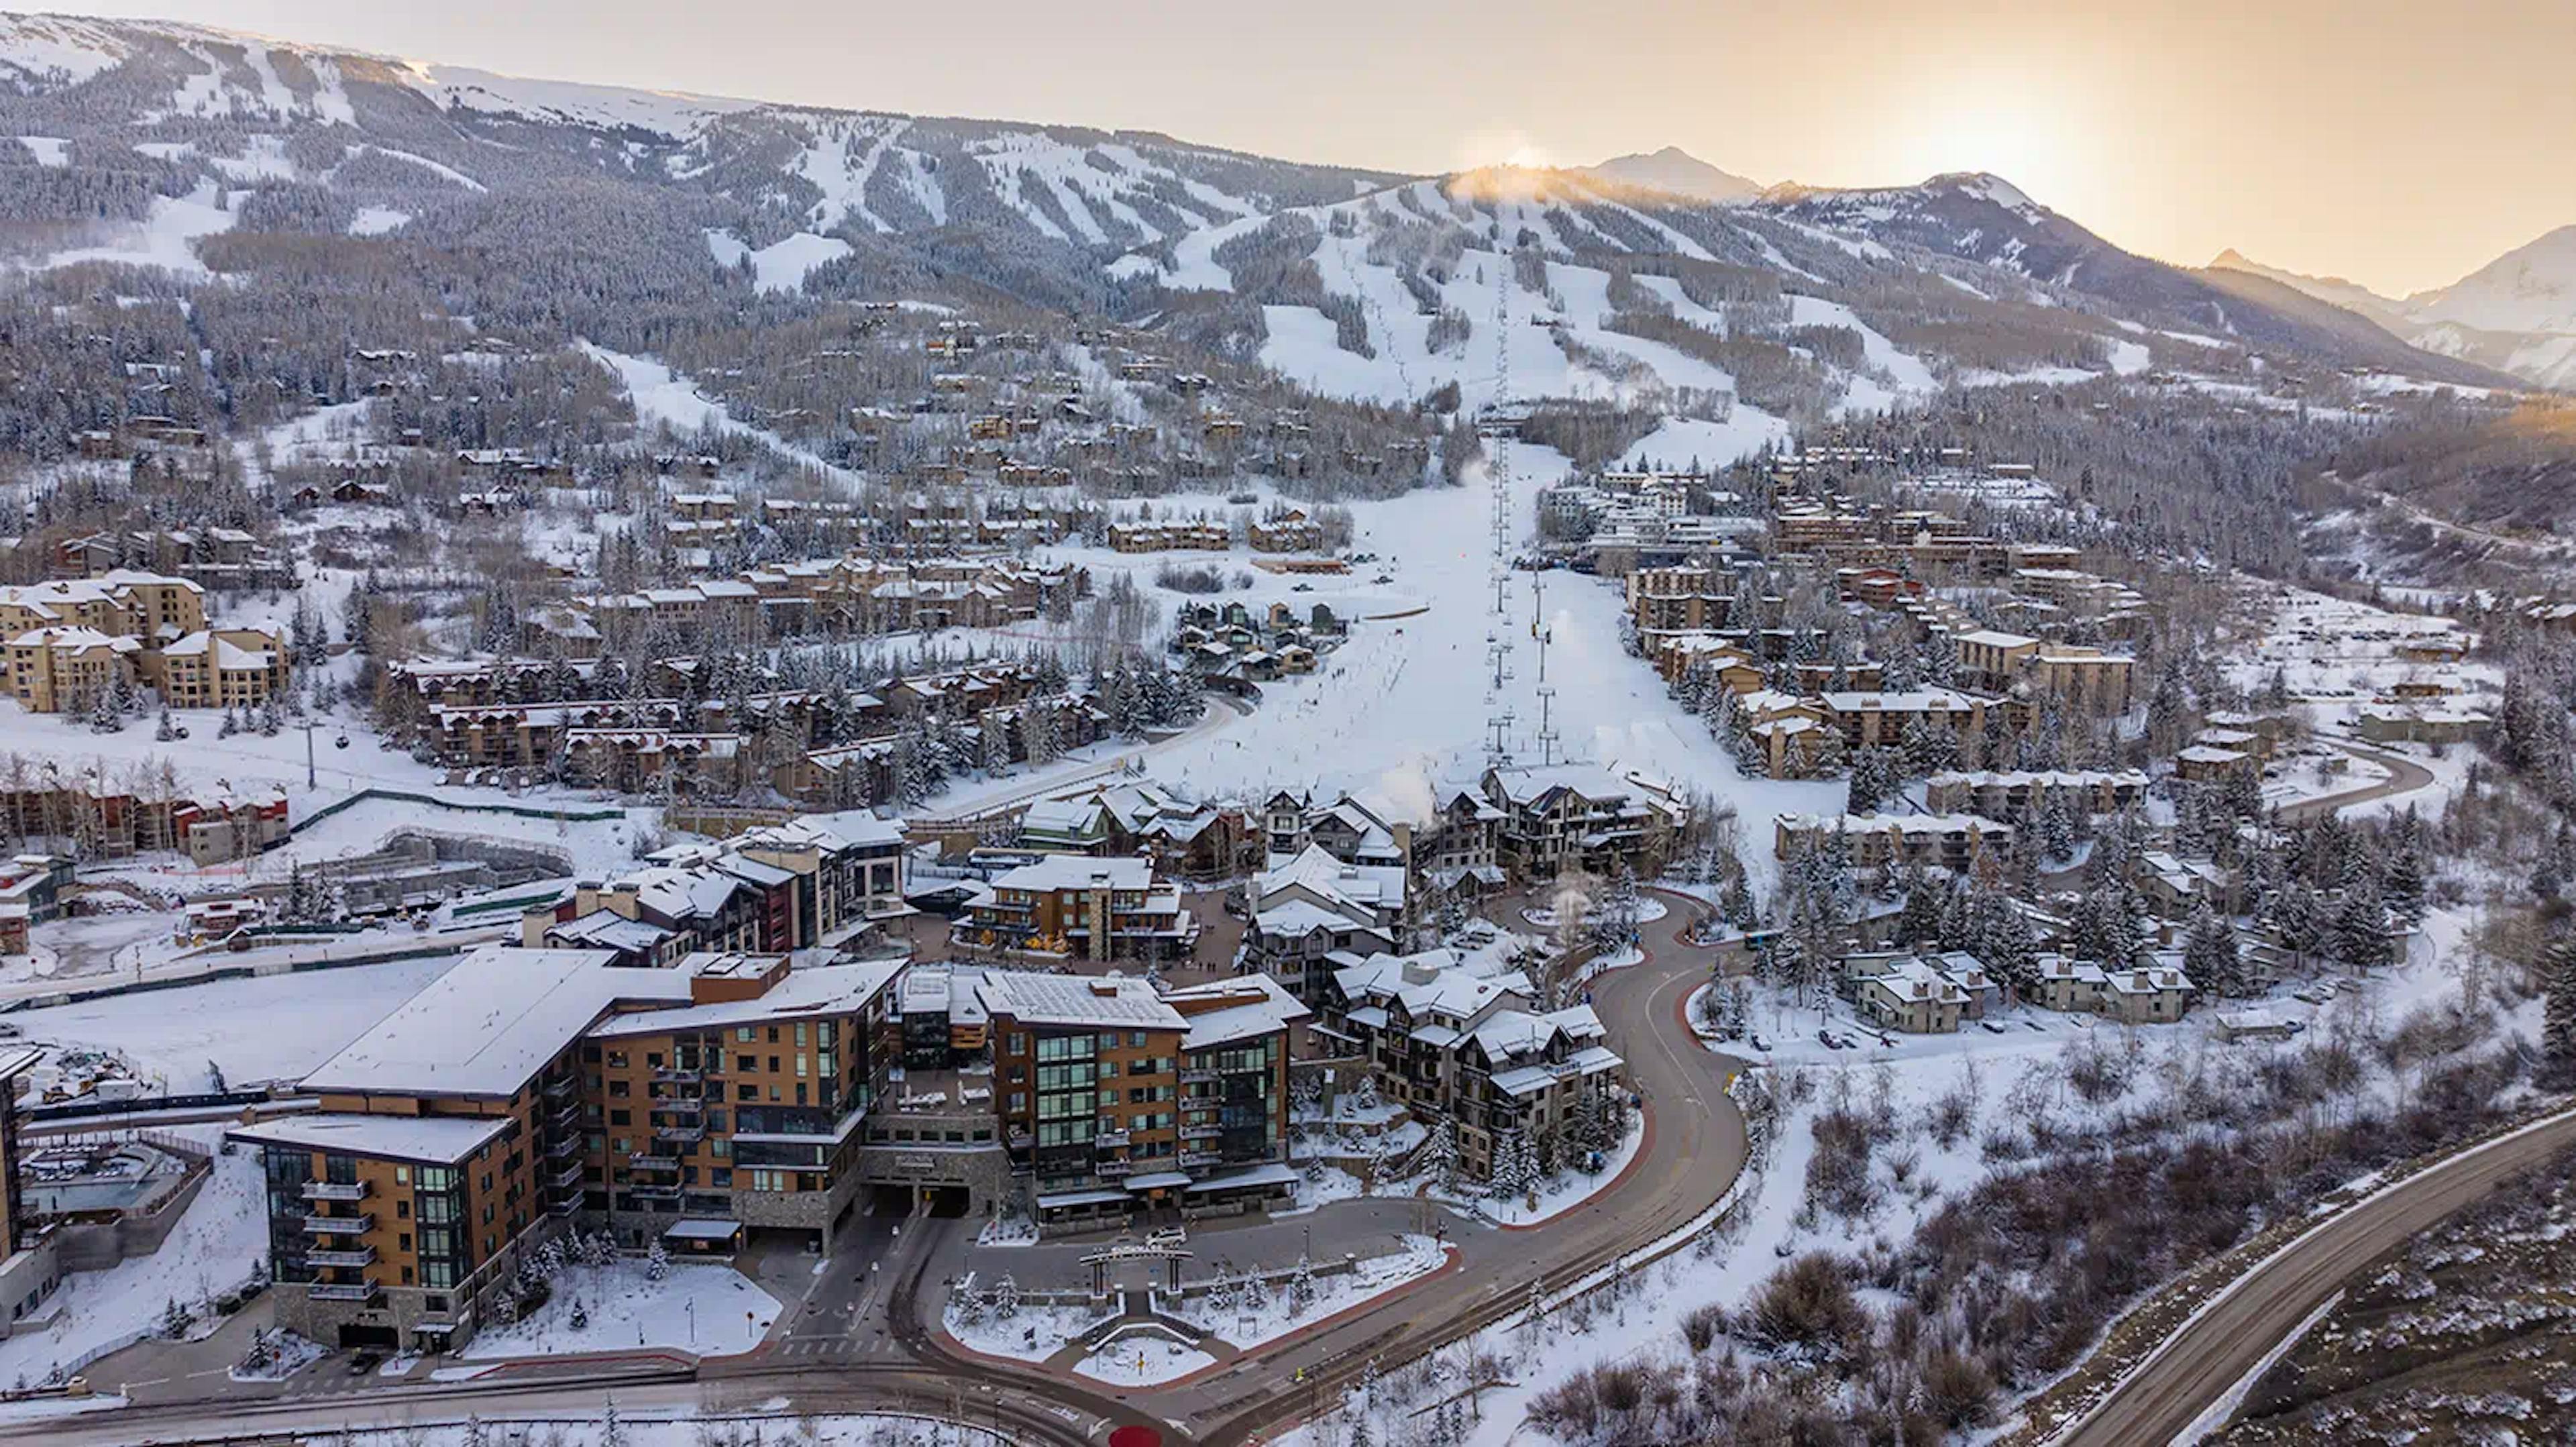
0,12,1401,248
1744,173,2511,385
1578,147,1760,204
2211,237,2576,390
2410,225,2576,336
0,10,2510,407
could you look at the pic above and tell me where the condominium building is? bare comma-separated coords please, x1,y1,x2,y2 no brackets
953,854,1198,963
151,628,291,710
524,819,907,964
977,971,1304,1230
1774,812,2015,871
228,945,902,1353
1480,763,1688,880
1322,945,1624,1181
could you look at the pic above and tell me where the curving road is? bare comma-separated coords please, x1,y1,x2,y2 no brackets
2057,1104,2576,1447
2275,740,2437,824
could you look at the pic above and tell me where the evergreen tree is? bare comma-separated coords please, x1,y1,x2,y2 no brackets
1845,746,1890,814
2333,877,2390,970
2545,939,2576,1071
2183,904,2247,998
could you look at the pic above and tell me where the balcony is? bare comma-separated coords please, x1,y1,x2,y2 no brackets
650,1096,704,1119
1180,1150,1221,1169
299,1180,369,1203
307,1282,381,1303
1180,1124,1222,1140
548,1100,583,1131
543,1073,579,1101
1180,1068,1220,1085
547,1194,581,1218
655,1124,706,1148
546,1133,582,1161
303,1246,376,1269
629,1184,684,1206
549,1161,586,1191
625,1154,680,1173
301,1214,372,1235
1095,1159,1134,1177
1094,1129,1130,1149
651,1066,701,1086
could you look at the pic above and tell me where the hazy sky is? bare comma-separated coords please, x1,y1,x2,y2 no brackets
65,0,2576,296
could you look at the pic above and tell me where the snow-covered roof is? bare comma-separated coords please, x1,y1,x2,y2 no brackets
590,959,901,1039
227,1111,515,1165
1257,843,1406,916
989,854,1156,894
301,945,690,1097
1483,763,1635,808
975,970,1183,1030
1167,973,1309,1051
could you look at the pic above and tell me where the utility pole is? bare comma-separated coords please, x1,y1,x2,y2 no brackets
301,718,318,790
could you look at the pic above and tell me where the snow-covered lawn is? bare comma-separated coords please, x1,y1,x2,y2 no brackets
460,1261,779,1360
1446,1109,1644,1227
945,1299,1103,1365
1072,1334,1213,1386
1176,1234,1450,1350
0,1126,265,1386
1519,896,1668,929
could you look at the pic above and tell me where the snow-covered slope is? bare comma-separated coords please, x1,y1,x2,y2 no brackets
2409,225,2576,336
0,11,1401,256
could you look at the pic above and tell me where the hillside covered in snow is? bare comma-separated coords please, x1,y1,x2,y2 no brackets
0,9,2510,434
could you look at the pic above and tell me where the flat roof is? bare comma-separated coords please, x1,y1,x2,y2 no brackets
589,960,902,1040
302,945,690,1098
227,1112,513,1165
975,970,1183,1030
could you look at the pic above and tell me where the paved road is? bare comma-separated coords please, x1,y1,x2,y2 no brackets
5,890,1750,1447
2059,1104,2576,1447
2275,741,2437,824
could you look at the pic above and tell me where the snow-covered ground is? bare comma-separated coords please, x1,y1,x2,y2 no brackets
1071,1334,1214,1386
0,1125,264,1387
1466,1110,1644,1226
460,1260,779,1360
1048,446,1839,888
704,228,851,293
1173,1234,1450,1350
31,179,237,276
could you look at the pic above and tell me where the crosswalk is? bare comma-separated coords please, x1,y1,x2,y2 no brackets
769,1332,908,1361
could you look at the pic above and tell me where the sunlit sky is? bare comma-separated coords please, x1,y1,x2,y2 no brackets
65,0,2576,297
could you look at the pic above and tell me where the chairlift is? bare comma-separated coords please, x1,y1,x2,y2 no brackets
334,733,350,749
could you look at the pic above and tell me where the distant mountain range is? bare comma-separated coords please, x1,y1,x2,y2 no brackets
0,9,2535,403
2212,232,2576,390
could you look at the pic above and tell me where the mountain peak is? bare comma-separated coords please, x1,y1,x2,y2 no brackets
1579,147,1760,204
